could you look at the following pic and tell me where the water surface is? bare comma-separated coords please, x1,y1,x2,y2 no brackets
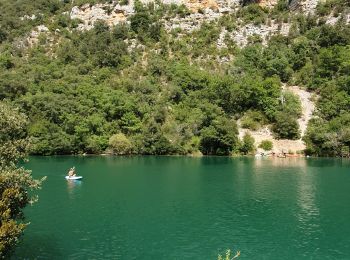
14,156,350,259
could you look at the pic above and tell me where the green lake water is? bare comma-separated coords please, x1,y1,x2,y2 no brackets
13,156,350,259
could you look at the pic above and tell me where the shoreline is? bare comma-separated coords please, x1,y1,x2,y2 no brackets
27,153,333,159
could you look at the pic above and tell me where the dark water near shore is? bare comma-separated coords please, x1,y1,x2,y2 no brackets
13,156,350,259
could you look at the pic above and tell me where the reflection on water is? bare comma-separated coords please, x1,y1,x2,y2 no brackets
253,157,321,237
67,179,82,197
296,166,321,256
254,157,308,168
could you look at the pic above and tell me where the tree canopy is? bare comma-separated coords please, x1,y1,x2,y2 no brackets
0,0,349,156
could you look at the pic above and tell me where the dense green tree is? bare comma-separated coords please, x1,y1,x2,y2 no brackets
0,0,349,157
200,117,238,155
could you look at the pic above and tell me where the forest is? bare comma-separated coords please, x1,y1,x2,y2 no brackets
0,0,350,156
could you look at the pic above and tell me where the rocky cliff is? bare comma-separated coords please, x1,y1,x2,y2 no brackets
69,0,322,31
67,0,327,46
25,0,350,52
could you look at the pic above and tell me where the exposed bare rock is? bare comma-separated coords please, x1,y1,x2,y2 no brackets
67,0,344,44
231,21,290,47
69,0,237,31
20,14,37,21
298,0,322,14
325,12,350,25
70,2,133,30
288,0,324,14
217,28,228,48
26,25,50,46
186,0,219,12
163,9,221,31
258,0,278,9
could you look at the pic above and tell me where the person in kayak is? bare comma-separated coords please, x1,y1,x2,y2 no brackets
68,167,76,177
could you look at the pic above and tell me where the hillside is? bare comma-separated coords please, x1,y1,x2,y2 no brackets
0,0,350,156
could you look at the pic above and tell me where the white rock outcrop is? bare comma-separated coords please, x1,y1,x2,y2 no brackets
69,0,238,31
231,22,290,47
26,25,50,46
70,3,134,30
299,0,321,14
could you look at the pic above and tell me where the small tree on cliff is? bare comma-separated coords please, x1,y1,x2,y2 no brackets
0,102,43,258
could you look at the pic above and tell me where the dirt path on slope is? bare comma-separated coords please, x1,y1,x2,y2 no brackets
287,85,315,137
238,85,316,153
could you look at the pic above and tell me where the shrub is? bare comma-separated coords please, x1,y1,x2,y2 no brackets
237,4,268,25
108,133,133,155
259,140,273,151
316,0,336,16
241,110,267,131
240,133,256,154
280,91,302,117
272,112,300,139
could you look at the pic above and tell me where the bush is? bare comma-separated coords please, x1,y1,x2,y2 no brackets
240,133,256,154
120,0,129,5
237,4,268,25
280,91,302,117
108,133,133,155
272,112,300,139
241,110,267,131
259,140,273,151
316,0,336,16
273,0,289,13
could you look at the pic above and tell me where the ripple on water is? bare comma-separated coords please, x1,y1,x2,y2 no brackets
13,157,350,259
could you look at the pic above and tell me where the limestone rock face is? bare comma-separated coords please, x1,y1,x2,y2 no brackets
255,0,323,12
298,0,322,13
185,0,219,12
231,22,291,47
69,0,238,31
70,0,324,32
26,25,50,46
258,0,278,9
70,2,134,30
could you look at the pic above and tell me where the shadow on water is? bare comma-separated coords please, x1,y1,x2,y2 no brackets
13,233,63,260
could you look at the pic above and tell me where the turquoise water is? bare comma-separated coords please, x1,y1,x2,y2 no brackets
13,156,350,259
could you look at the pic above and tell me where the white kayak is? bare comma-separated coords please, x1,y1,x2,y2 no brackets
65,176,83,180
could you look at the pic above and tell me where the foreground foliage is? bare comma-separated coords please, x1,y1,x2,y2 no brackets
0,102,43,258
